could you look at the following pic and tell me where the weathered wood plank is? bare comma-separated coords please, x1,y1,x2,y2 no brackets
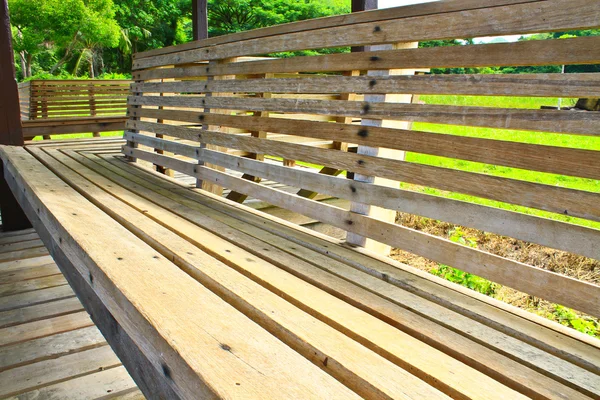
1,145,361,400
102,152,600,372
133,72,600,98
39,146,457,399
0,345,121,398
0,296,81,329
7,366,139,400
68,149,598,399
133,0,600,69
0,274,67,296
125,146,600,318
129,94,600,135
125,131,600,222
134,0,542,60
135,36,600,79
0,311,93,347
0,326,106,371
130,111,600,180
0,284,74,312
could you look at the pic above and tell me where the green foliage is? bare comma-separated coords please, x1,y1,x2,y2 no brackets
430,227,499,297
207,0,348,36
551,305,599,337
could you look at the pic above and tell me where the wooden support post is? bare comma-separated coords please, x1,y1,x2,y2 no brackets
346,42,418,256
89,82,100,138
227,72,273,203
192,0,208,41
196,59,235,196
297,70,359,199
0,0,30,231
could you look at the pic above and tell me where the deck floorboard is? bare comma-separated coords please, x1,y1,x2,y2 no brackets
0,230,142,399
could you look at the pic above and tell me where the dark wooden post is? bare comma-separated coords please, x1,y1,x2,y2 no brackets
192,0,208,41
351,0,377,52
0,0,31,231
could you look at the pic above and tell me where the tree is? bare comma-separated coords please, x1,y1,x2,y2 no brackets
9,0,120,78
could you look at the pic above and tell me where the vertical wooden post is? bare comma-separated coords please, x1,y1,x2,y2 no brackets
227,72,273,203
0,0,31,231
89,82,100,137
196,59,235,196
346,42,418,255
192,0,208,41
346,0,416,255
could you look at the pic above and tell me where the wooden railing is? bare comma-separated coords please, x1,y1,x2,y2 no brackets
125,0,600,317
18,80,131,139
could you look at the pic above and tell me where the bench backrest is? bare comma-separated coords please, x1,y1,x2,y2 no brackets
125,0,600,317
18,80,130,120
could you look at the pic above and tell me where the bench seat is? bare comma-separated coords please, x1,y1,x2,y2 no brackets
1,138,599,399
21,115,128,140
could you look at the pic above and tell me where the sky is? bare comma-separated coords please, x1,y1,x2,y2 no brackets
377,0,522,43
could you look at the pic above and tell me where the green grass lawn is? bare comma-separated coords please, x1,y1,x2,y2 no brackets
408,95,600,229
32,131,123,141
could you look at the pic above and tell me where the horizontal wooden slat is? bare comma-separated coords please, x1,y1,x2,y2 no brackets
124,131,600,260
132,72,600,98
129,112,600,180
134,0,541,60
129,94,600,135
135,36,600,81
124,146,600,318
133,0,600,69
125,128,600,222
1,145,363,399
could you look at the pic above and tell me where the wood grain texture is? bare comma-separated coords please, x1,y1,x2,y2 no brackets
129,94,600,135
135,36,600,79
124,146,600,319
133,0,600,69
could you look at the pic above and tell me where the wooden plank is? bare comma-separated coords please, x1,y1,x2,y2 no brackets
133,0,600,69
347,43,416,254
129,94,600,135
0,247,48,264
127,135,600,260
0,274,67,296
133,72,600,98
134,0,541,60
7,366,139,400
1,145,362,399
0,345,121,398
125,147,600,318
0,263,60,285
0,239,44,254
0,284,74,312
0,326,106,372
135,36,600,79
69,150,599,399
20,195,180,400
130,111,600,180
0,229,35,240
39,147,455,399
22,120,126,138
0,311,93,347
124,131,600,223
103,153,600,371
0,232,39,245
0,296,81,328
0,255,54,274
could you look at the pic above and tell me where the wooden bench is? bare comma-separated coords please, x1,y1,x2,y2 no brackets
18,80,130,140
1,0,600,398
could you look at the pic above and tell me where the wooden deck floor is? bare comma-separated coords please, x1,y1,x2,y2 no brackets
0,228,143,400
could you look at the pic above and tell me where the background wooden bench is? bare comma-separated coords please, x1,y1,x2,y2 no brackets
18,80,130,140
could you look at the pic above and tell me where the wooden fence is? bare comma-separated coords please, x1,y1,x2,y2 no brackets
18,80,130,139
125,0,600,316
